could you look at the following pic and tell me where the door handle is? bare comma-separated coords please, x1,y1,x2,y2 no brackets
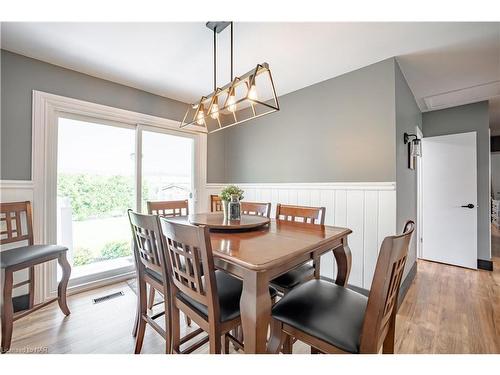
460,204,475,209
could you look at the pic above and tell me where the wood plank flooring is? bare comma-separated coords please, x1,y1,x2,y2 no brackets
396,258,500,353
4,257,500,354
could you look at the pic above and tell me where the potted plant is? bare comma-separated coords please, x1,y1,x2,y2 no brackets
220,185,244,218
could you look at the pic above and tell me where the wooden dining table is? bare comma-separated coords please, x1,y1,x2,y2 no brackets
168,213,353,354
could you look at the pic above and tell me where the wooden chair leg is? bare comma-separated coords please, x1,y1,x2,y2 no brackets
382,312,396,354
282,335,293,354
184,314,192,327
1,269,14,353
171,303,181,354
57,253,71,316
28,266,35,309
163,298,172,354
132,303,139,337
147,287,155,310
209,333,221,354
223,334,230,354
134,279,147,354
267,318,285,354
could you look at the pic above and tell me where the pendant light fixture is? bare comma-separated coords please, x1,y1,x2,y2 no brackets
180,22,280,134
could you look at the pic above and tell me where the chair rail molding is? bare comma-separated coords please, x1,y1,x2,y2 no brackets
30,90,207,302
202,181,397,289
0,180,35,195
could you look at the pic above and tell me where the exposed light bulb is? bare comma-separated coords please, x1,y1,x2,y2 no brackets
196,106,205,125
210,101,219,119
247,84,258,101
227,94,237,112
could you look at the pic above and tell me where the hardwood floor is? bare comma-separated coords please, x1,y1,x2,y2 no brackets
4,258,500,354
396,258,500,353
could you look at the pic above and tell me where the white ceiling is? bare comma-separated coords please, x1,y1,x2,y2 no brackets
1,22,499,121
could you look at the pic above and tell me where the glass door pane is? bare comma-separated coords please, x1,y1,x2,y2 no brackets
141,129,194,212
56,117,136,284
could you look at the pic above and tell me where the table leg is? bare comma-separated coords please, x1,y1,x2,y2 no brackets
333,236,352,287
240,270,272,354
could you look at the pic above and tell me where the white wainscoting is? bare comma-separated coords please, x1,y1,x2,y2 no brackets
203,182,396,289
1,179,396,293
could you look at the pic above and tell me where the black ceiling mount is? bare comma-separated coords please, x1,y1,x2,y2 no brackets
206,21,231,33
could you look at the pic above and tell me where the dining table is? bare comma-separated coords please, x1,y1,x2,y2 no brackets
168,213,353,354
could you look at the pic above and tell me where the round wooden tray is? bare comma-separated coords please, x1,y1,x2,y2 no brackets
188,212,270,231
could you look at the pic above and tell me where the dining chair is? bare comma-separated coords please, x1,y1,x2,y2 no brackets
270,204,326,294
240,201,271,218
1,201,71,353
128,210,204,354
160,218,278,354
147,200,189,217
210,194,223,212
267,220,415,354
146,200,189,311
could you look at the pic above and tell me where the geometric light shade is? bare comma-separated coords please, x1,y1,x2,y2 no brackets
180,63,279,134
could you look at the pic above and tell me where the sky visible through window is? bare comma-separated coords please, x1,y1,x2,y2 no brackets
57,117,192,178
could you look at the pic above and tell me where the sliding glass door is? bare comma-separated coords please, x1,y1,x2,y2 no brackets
140,128,194,212
56,116,195,287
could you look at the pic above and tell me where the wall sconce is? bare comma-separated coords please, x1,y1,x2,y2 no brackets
404,132,421,170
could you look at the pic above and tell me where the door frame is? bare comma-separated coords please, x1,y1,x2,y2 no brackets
488,128,492,259
416,126,424,259
32,90,207,302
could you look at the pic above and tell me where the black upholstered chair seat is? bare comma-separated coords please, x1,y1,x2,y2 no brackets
0,245,68,269
271,279,368,353
178,270,278,323
144,268,165,283
271,263,314,290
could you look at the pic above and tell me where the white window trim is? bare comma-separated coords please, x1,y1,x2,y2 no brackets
32,90,207,302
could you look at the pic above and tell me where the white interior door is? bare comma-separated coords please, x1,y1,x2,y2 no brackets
422,132,477,269
491,153,500,200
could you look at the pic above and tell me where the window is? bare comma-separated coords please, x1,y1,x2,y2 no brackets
56,116,196,287
141,129,194,212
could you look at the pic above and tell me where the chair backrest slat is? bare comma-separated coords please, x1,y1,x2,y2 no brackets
160,219,220,319
360,220,415,353
147,200,189,218
210,195,223,212
241,202,271,218
0,201,34,245
275,203,326,225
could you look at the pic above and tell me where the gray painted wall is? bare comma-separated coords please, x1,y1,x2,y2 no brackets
207,130,227,183
1,50,187,180
394,61,422,278
207,58,397,183
422,101,491,261
207,58,422,280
